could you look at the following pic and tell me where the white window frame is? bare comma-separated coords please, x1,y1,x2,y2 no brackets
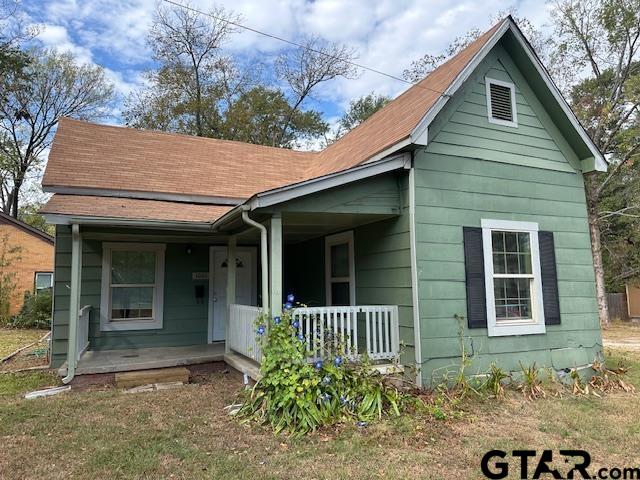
485,77,518,128
100,242,166,331
35,272,53,290
325,231,356,306
481,219,545,337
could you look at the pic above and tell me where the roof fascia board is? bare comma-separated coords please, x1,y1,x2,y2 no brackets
210,153,411,231
249,153,411,210
44,186,245,205
0,213,54,244
42,213,215,231
361,138,413,164
410,20,510,146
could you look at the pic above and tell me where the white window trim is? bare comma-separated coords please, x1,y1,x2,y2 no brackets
481,219,545,337
35,272,53,290
100,242,166,331
325,231,356,306
485,77,518,128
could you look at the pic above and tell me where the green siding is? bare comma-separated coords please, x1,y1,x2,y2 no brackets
281,174,414,364
51,226,214,368
415,43,601,385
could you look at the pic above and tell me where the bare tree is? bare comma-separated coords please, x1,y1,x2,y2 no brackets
274,36,359,147
0,51,114,217
126,2,242,137
548,0,640,325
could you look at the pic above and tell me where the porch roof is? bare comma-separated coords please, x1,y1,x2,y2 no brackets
41,194,231,226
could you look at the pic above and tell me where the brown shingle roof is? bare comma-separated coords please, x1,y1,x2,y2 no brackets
42,120,317,200
41,19,505,215
41,195,231,224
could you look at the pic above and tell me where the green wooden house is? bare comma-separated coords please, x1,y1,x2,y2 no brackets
42,17,606,386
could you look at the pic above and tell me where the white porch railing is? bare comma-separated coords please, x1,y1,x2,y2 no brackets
293,305,400,362
76,305,91,361
228,304,263,362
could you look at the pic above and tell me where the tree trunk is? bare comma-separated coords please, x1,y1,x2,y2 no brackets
588,206,610,326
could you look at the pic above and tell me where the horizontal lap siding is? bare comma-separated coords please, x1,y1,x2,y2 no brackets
50,227,211,368
415,48,601,385
355,177,414,364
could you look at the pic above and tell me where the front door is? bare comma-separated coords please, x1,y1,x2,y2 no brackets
208,246,257,342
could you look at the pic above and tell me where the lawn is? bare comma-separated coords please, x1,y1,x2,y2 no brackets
0,328,49,358
0,326,639,479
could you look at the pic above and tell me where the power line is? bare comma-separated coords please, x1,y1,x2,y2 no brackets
161,0,448,97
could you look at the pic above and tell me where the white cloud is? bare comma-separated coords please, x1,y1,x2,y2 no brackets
26,0,554,121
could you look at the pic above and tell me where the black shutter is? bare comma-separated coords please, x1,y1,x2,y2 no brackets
463,227,487,328
539,231,561,325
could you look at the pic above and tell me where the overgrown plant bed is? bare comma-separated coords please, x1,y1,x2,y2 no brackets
235,300,637,435
236,297,409,435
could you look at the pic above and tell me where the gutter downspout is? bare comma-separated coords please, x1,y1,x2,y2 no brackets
241,210,269,314
62,223,81,384
408,163,423,388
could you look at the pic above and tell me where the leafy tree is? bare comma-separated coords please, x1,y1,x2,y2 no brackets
18,202,54,236
222,86,327,148
338,92,390,134
548,0,640,324
0,51,114,217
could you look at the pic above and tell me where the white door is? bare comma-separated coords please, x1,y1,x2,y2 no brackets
208,246,257,342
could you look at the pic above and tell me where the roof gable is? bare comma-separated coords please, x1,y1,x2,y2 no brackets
0,212,54,244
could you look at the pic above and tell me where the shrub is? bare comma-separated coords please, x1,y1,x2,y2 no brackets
13,290,52,329
237,296,405,435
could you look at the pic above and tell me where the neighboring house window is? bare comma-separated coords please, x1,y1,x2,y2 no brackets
100,243,165,331
34,272,53,292
325,231,355,306
481,219,546,337
486,77,517,127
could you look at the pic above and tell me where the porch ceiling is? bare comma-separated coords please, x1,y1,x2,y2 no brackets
281,212,398,244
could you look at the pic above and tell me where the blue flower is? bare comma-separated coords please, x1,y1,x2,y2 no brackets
334,356,343,367
256,325,266,335
284,302,293,310
321,392,331,402
292,320,300,329
273,316,281,325
286,293,295,303
323,376,331,385
314,360,323,369
340,395,348,405
297,333,305,341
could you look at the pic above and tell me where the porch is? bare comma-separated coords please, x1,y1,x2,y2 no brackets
56,170,412,382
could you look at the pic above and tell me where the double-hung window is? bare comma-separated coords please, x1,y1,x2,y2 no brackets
325,231,355,306
481,220,545,336
34,272,53,292
100,243,165,331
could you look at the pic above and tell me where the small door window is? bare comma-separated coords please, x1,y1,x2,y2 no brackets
325,231,355,306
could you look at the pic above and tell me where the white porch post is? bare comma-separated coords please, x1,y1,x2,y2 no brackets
269,213,283,317
62,223,82,384
225,235,237,354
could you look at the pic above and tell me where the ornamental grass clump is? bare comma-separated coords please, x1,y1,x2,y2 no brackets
237,294,405,436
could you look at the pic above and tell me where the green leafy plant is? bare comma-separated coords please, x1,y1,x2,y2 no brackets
484,363,509,398
12,290,52,328
237,295,405,435
517,362,546,400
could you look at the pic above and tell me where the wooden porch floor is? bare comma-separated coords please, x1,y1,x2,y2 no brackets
59,343,226,375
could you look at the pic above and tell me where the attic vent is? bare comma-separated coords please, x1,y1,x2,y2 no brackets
486,78,517,127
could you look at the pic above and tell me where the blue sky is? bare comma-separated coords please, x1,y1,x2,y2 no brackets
21,0,553,137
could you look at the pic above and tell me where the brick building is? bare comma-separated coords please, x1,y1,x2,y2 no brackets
0,212,54,316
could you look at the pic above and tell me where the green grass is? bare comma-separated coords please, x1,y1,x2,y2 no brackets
0,328,48,358
0,370,59,396
0,334,638,479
